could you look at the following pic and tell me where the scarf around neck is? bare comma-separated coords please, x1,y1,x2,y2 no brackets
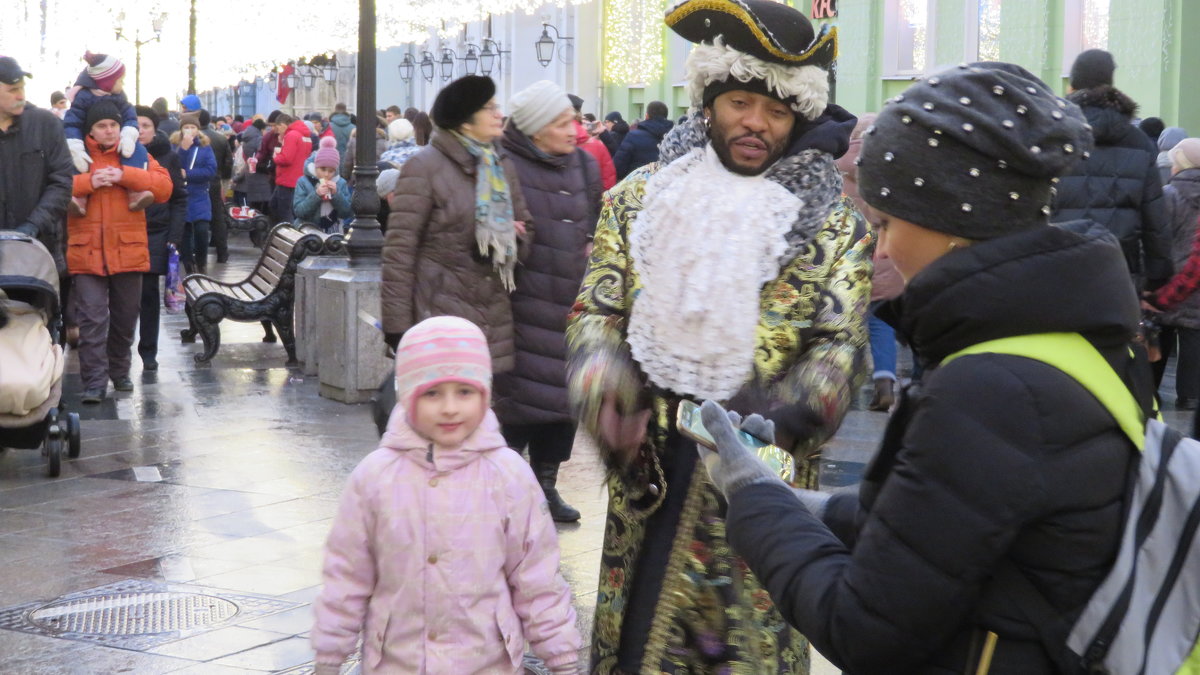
451,130,518,291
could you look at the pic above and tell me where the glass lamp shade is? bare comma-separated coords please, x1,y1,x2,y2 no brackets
480,44,497,76
301,66,316,88
285,73,298,89
535,29,555,67
420,54,435,83
440,52,454,81
398,55,414,83
322,64,337,82
464,48,479,75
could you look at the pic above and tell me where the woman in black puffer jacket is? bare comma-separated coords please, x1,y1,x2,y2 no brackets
494,80,603,523
700,63,1151,674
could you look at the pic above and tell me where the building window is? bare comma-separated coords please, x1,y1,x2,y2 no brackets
1063,0,1110,73
884,0,935,76
976,0,1002,62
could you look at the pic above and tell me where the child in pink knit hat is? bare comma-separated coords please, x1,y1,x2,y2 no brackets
63,52,154,216
312,316,583,675
292,136,351,232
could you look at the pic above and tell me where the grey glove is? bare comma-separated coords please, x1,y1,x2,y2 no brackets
699,399,787,499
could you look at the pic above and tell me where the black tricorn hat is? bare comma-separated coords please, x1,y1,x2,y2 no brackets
666,0,837,68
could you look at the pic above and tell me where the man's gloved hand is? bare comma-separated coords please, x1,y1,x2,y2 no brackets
13,222,38,237
67,138,91,173
119,126,139,159
698,399,786,499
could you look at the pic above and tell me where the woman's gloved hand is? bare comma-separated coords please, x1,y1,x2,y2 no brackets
698,399,787,499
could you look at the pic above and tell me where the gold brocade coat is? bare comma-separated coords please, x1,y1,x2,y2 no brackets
566,156,873,674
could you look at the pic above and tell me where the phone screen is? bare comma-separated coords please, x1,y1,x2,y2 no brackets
677,399,769,450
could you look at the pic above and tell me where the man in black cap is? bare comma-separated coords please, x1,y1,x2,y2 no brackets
1051,48,1171,291
565,1,869,671
0,56,74,271
599,110,628,157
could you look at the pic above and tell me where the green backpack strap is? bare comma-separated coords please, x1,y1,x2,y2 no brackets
943,332,1146,451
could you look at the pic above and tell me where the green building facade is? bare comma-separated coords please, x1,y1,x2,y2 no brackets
601,0,1200,133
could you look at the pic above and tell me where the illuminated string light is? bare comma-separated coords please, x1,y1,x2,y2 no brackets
603,0,664,84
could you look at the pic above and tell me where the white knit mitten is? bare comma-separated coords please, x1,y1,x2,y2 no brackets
67,138,91,172
119,126,139,158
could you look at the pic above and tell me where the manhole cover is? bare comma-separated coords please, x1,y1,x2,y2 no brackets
28,591,239,636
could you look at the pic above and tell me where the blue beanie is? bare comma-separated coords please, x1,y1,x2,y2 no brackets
180,94,202,112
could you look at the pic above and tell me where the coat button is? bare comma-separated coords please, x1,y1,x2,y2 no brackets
429,631,438,641
648,483,660,496
429,478,438,487
428,554,438,564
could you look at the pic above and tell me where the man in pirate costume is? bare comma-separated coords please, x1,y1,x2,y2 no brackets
566,1,871,673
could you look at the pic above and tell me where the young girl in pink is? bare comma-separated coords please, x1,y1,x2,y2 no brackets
312,316,583,675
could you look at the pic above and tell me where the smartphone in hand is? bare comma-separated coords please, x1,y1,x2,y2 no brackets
676,399,795,482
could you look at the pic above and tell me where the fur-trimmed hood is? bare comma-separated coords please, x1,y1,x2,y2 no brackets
1067,84,1138,117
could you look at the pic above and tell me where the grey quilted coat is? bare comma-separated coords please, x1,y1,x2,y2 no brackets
381,129,532,372
1160,168,1200,329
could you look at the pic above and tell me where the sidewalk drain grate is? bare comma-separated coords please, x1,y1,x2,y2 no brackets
27,591,239,635
0,579,300,652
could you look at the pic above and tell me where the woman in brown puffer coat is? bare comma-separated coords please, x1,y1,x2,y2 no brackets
381,75,532,371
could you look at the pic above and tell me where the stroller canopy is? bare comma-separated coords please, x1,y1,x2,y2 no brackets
0,231,59,313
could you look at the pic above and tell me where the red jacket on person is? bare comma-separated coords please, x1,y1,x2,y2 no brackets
274,120,314,188
574,122,616,191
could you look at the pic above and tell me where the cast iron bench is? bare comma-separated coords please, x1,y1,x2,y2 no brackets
226,205,272,248
179,223,331,365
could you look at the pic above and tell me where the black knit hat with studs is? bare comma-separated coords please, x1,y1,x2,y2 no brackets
858,62,1094,240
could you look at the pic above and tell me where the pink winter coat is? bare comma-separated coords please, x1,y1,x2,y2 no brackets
312,408,582,673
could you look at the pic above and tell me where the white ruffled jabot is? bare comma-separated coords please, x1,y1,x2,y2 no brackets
627,145,803,401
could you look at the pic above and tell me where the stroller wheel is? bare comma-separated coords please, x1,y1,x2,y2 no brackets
43,433,62,477
67,413,81,459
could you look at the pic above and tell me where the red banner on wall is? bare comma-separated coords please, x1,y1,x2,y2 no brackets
275,64,294,105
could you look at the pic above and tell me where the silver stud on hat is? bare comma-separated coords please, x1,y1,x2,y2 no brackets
992,85,1005,96
880,187,891,197
894,94,905,103
914,177,925,186
866,125,877,135
1042,205,1052,215
998,159,1008,169
928,138,940,147
961,203,973,212
1009,192,1020,200
923,102,935,111
704,18,711,27
901,115,913,125
883,151,894,162
962,123,975,132
969,168,981,177
1064,143,1075,154
1026,86,1038,94
959,96,971,105
1016,105,1028,115
1052,110,1064,120
1083,151,1091,159
928,77,940,85
1031,145,1042,154
1002,120,1015,129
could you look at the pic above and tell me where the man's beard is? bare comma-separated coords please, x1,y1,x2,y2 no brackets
709,120,789,177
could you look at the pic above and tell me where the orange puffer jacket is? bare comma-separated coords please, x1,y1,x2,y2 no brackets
67,136,173,276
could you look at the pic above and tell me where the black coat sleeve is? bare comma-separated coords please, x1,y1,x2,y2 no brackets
726,356,1049,674
164,153,188,245
1140,156,1173,287
23,113,74,241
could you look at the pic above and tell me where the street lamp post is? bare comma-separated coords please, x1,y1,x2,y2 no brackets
346,0,382,264
114,11,167,104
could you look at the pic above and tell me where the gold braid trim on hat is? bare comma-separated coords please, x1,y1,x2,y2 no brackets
665,0,839,64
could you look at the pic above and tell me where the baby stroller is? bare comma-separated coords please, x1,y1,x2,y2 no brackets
0,231,81,477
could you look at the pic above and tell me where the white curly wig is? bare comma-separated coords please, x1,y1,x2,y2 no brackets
685,37,829,121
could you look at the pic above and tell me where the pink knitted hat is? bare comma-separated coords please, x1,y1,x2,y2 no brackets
313,136,340,169
84,52,125,93
394,316,493,420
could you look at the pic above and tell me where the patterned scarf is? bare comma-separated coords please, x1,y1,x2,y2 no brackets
451,130,518,291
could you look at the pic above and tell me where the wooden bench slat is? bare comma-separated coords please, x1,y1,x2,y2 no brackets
262,255,287,278
249,275,274,296
256,265,281,287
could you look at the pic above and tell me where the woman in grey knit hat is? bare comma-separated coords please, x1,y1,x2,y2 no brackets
695,62,1154,673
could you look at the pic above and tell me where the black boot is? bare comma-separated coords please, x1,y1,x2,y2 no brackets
532,462,580,523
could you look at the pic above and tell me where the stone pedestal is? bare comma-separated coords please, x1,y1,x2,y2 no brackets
317,267,392,404
296,256,350,375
